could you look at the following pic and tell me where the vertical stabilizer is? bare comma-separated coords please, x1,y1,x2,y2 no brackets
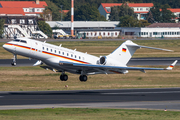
107,40,140,65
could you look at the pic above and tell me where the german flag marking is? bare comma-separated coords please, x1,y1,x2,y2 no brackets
169,65,174,68
122,48,126,52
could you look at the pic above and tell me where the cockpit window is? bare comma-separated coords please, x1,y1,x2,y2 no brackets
13,39,20,42
13,39,27,43
20,40,27,43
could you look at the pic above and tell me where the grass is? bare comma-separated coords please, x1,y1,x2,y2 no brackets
0,66,180,91
0,108,180,120
1,39,180,59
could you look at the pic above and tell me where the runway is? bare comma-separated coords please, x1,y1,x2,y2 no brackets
0,88,180,110
0,58,180,110
0,57,180,66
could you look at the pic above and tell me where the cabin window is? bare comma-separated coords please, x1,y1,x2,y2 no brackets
71,54,73,57
62,52,64,55
51,49,52,52
42,47,44,50
79,56,81,59
55,50,56,53
47,48,48,51
75,55,76,58
67,53,69,56
59,51,61,54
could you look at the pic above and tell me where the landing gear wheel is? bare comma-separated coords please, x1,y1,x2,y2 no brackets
11,62,16,66
79,75,87,82
60,74,68,81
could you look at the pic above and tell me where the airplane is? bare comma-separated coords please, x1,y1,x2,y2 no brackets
3,38,178,82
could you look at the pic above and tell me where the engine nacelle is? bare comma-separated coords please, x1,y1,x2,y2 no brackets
99,56,107,65
97,56,125,66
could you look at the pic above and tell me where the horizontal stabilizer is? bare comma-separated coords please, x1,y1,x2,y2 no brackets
127,44,173,52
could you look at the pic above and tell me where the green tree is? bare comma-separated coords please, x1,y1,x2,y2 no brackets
64,3,106,21
110,3,137,21
0,19,5,38
118,15,150,27
45,0,61,21
109,6,121,21
37,19,52,38
118,15,138,27
148,3,176,23
119,3,137,18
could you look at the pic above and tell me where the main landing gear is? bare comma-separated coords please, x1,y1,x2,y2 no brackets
60,74,68,81
79,75,87,82
59,73,88,82
11,54,17,66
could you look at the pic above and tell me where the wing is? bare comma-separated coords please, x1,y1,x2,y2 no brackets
60,60,178,75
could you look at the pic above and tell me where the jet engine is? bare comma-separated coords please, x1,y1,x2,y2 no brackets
99,56,107,65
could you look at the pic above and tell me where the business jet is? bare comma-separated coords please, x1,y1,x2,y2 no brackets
3,38,177,82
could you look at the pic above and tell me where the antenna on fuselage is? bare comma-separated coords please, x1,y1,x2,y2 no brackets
44,41,46,43
59,44,62,47
74,49,76,51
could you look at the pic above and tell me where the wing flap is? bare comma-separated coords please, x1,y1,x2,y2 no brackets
73,60,178,71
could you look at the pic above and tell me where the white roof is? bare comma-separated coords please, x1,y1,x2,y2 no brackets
46,21,119,28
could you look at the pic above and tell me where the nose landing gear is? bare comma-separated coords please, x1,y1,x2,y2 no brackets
11,54,17,66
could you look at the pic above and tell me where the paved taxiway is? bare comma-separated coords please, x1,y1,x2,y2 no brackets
0,57,180,66
0,88,180,110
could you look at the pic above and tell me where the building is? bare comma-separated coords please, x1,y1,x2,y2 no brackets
46,21,119,35
98,3,153,20
115,23,180,38
0,0,47,17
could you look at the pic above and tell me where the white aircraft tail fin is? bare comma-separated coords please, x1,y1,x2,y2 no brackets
166,60,178,70
107,40,173,65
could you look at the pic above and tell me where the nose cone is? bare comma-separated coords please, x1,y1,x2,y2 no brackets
3,43,12,52
2,44,7,49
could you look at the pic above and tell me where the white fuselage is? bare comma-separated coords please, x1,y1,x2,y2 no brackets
3,38,106,74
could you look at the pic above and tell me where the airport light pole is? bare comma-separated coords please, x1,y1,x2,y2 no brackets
71,0,74,35
60,5,63,22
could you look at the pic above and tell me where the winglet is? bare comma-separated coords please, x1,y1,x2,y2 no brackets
166,60,178,70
